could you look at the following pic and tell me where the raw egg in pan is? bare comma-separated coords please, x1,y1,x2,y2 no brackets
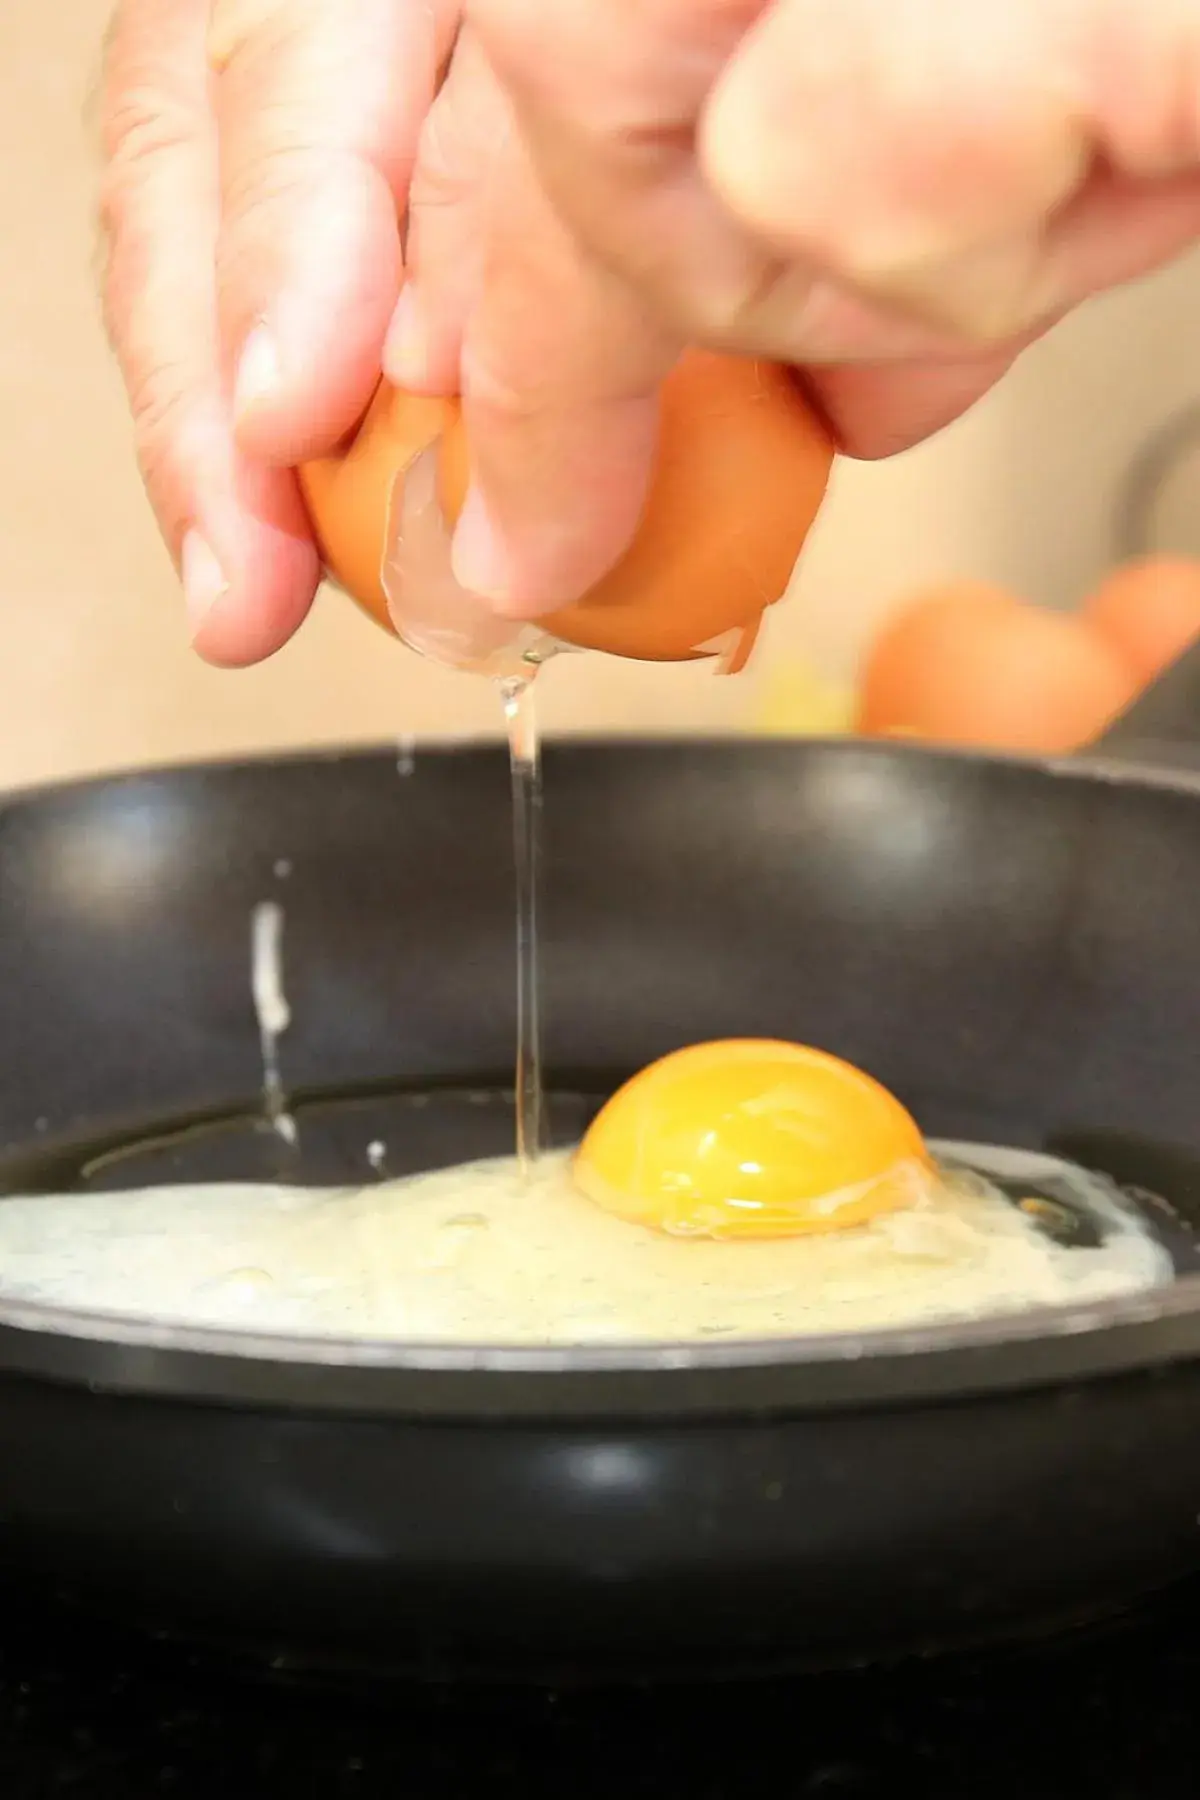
0,1040,1171,1345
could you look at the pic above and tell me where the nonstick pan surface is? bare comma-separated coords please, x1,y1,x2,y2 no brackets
2,697,1200,1677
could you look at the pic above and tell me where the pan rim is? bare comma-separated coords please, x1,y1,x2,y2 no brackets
2,737,1199,1419
0,1270,1198,1419
3,729,1200,808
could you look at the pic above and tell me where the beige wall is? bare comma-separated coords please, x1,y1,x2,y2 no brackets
7,1,1200,792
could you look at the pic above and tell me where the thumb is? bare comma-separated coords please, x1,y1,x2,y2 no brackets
700,0,1087,338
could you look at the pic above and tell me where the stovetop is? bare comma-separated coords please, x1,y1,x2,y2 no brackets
3,1587,1198,1799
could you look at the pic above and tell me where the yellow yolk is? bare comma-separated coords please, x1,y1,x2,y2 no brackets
572,1039,932,1239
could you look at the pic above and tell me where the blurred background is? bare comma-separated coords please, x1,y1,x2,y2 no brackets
8,0,1200,792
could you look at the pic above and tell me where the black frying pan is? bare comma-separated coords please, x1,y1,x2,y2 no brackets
3,648,1200,1684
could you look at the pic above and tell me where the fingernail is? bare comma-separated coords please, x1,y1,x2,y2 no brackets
234,322,280,420
181,529,229,637
451,485,515,606
383,286,429,388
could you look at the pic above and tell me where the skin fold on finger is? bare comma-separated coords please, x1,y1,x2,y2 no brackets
101,0,317,666
798,161,1200,457
1077,0,1200,178
808,346,1028,460
804,158,1200,351
1036,163,1200,313
213,0,461,464
454,134,680,614
387,26,513,396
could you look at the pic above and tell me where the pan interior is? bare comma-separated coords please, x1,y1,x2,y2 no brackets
3,740,1200,1378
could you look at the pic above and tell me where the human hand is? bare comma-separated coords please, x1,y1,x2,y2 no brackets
99,0,470,665
444,0,1200,617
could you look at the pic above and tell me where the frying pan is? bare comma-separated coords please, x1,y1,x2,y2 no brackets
3,647,1200,1685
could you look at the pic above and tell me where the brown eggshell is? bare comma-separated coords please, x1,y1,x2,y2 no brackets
855,582,1141,752
1082,555,1200,683
298,351,834,665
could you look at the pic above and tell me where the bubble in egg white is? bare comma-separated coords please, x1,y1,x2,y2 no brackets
198,1267,276,1309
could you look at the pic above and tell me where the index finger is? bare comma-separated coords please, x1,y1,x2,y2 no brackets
101,0,318,666
214,0,460,464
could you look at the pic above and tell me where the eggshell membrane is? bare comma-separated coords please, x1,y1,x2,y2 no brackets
298,352,834,664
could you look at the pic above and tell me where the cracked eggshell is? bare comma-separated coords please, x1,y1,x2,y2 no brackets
298,351,834,666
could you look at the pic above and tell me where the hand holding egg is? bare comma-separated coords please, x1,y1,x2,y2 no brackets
452,0,1200,619
299,354,834,673
102,0,1200,668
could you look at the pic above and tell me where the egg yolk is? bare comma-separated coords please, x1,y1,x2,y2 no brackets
573,1040,931,1239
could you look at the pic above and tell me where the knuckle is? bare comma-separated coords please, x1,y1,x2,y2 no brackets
99,0,199,169
412,110,489,212
672,276,745,346
96,186,157,358
129,364,185,468
207,0,293,75
98,81,196,240
96,143,194,362
221,139,319,225
97,240,132,357
1081,8,1200,174
412,34,512,211
216,142,338,296
101,82,194,177
97,10,206,274
125,361,192,541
